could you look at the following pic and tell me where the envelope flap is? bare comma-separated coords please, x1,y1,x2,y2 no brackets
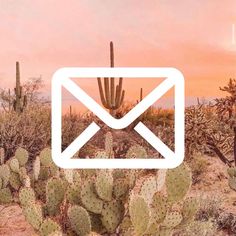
59,73,176,129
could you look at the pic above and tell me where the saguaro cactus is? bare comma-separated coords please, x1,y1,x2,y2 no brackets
97,42,125,116
13,61,27,113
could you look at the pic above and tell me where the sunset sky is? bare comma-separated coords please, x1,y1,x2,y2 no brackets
0,0,235,110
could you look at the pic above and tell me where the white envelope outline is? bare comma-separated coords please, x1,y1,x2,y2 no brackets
51,67,184,169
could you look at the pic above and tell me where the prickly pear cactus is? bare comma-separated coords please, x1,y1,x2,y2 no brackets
33,156,41,181
95,170,113,201
19,187,36,207
48,231,63,236
113,178,129,200
166,164,192,203
63,169,74,184
140,176,158,204
228,176,236,191
228,167,236,177
46,178,66,216
19,167,27,182
150,192,168,224
66,172,81,205
227,167,236,191
15,147,28,166
9,157,20,173
180,197,199,226
95,151,109,159
126,145,147,158
156,169,166,191
39,218,61,236
160,211,183,230
0,148,4,165
0,187,13,204
81,180,103,214
0,164,10,187
40,148,53,167
23,203,43,230
105,132,114,158
129,195,150,235
9,171,21,190
68,205,91,236
101,200,125,233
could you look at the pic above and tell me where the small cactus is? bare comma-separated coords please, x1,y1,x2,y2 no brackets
0,187,13,204
46,178,66,216
68,205,91,236
166,164,192,203
15,147,28,166
95,151,109,159
33,156,41,181
101,200,125,233
180,197,199,226
81,180,103,214
126,145,147,159
39,218,61,236
105,132,114,158
150,192,168,224
9,171,21,190
129,195,150,235
140,176,158,204
95,170,113,201
227,167,236,191
0,164,10,187
0,148,5,165
19,187,36,207
161,211,183,229
228,176,236,191
113,178,129,199
64,169,74,184
23,202,43,230
9,157,20,173
40,148,53,167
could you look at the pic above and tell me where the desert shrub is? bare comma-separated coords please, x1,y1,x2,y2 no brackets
142,107,174,127
175,219,217,236
62,113,86,150
116,101,174,127
0,104,51,159
196,196,221,221
185,104,234,164
217,212,236,234
189,153,208,184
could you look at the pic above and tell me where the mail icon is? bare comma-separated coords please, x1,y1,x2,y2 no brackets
51,67,184,169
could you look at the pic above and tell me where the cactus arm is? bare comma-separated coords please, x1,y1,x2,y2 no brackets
119,90,125,107
97,77,109,108
114,77,123,109
104,77,112,108
110,77,115,106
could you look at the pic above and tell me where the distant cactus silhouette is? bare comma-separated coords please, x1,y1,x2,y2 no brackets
97,42,125,116
13,62,27,113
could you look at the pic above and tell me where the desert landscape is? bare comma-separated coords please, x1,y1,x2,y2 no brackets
0,56,235,236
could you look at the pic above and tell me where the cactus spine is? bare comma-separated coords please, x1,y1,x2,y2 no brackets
13,61,27,113
97,42,125,116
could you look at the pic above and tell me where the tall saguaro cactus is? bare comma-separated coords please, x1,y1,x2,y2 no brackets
97,42,125,116
13,62,27,113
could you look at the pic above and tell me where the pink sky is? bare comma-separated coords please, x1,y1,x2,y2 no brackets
0,0,235,110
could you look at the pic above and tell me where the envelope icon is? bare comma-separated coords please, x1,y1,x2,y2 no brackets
51,67,184,169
